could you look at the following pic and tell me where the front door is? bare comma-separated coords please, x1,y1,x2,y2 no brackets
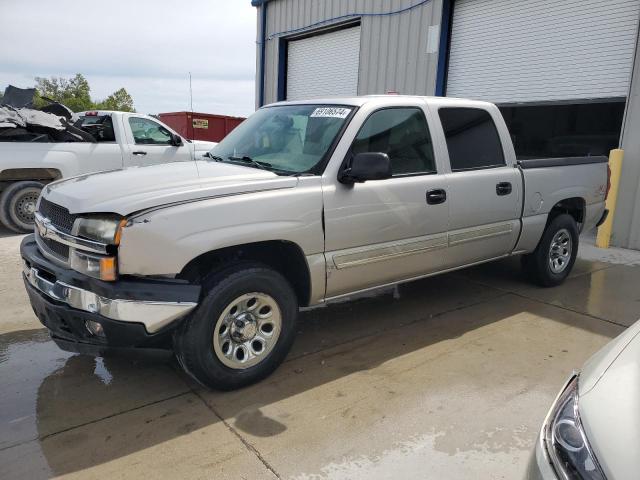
125,116,191,167
323,106,450,298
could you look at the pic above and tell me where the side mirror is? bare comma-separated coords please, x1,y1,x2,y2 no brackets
170,133,184,147
339,152,392,184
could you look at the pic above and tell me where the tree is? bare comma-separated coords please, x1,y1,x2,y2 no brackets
34,74,93,112
32,74,136,112
96,88,135,112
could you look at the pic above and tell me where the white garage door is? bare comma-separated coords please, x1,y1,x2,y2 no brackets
447,0,640,104
287,26,361,100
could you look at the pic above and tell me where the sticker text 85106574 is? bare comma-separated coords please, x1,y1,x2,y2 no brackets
310,107,352,119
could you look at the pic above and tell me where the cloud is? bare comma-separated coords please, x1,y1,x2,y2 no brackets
0,0,257,116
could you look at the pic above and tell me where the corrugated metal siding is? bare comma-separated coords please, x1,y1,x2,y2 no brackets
613,11,640,249
447,0,640,104
260,0,443,106
286,26,361,100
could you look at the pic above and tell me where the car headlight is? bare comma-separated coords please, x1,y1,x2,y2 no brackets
70,250,117,281
75,215,125,245
71,215,125,281
544,375,606,480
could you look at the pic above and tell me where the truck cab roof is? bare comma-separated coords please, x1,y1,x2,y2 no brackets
266,94,496,110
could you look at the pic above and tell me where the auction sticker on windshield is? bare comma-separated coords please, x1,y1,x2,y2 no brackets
310,107,352,119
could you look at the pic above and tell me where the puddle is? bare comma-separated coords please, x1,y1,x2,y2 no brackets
0,329,73,449
0,327,189,478
0,329,185,449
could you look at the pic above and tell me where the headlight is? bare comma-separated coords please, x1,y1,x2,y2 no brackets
71,215,124,281
75,215,125,245
70,250,117,281
544,375,606,480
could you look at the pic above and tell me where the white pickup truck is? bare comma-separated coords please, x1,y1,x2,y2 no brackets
0,110,214,233
20,96,610,390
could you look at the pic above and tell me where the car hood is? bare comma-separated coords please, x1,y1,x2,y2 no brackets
578,319,640,480
43,160,298,216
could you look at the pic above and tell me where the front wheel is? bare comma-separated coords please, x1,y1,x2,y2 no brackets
0,181,43,233
522,213,579,287
174,263,298,390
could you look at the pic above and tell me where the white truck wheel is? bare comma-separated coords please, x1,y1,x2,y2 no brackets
0,181,43,234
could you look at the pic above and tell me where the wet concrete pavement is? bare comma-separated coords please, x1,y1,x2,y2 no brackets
1,227,639,479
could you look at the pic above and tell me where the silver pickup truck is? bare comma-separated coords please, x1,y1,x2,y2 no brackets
20,96,609,390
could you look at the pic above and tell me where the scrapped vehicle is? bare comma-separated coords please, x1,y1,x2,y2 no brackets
21,95,610,390
0,107,215,233
527,320,640,480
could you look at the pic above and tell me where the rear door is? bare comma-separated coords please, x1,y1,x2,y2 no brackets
124,116,192,167
435,107,521,265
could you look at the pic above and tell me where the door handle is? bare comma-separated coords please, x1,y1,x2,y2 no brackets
132,151,147,156
496,182,512,196
426,189,447,205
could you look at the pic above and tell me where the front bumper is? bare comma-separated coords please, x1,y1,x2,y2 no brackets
21,235,200,355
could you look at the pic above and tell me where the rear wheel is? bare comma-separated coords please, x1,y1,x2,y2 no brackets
0,181,43,233
174,263,298,390
522,213,579,287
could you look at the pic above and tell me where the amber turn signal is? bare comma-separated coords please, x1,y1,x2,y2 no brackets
100,257,117,281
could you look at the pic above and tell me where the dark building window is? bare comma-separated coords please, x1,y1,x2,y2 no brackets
499,101,625,159
438,107,505,171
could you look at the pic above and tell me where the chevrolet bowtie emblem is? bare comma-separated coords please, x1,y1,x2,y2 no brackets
37,217,51,237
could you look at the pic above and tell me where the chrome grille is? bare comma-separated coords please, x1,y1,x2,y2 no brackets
38,198,78,233
41,235,70,259
35,228,70,263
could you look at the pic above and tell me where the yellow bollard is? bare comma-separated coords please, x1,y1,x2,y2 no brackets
596,149,624,248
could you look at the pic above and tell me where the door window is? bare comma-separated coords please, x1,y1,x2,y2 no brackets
438,108,505,171
351,108,436,176
128,117,173,145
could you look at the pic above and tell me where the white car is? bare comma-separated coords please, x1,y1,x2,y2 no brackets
0,110,215,232
527,320,640,479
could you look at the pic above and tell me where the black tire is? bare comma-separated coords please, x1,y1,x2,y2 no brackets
0,181,44,234
174,263,298,390
522,213,579,287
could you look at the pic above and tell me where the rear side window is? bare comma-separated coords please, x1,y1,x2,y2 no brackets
438,108,505,171
77,115,116,142
352,108,436,176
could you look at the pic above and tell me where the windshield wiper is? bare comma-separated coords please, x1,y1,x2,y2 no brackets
227,155,272,171
207,152,291,174
204,152,225,161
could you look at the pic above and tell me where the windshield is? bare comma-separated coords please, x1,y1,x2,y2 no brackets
208,104,354,174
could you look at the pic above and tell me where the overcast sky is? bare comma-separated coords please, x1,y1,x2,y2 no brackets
0,0,257,116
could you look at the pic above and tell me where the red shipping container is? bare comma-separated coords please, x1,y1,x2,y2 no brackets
158,111,245,142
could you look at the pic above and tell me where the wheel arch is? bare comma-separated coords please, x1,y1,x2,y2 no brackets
546,197,586,230
178,240,313,307
0,168,62,184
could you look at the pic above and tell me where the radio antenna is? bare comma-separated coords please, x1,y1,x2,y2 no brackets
189,72,194,140
189,72,194,112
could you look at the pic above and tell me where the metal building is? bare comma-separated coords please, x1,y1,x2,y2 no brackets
251,0,640,249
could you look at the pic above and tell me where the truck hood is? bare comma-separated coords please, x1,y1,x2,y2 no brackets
43,160,298,216
578,319,640,480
